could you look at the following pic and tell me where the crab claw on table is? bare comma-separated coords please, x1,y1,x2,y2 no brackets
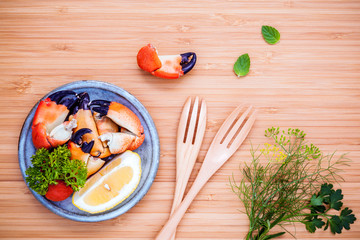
68,92,105,157
68,128,105,177
32,90,78,149
137,44,196,79
91,100,145,154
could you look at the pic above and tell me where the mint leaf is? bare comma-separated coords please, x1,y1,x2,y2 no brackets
233,53,250,77
310,194,323,206
340,207,356,230
262,26,280,45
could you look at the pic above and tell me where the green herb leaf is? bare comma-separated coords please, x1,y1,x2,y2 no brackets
310,194,323,206
328,210,356,235
307,183,356,235
320,183,333,196
262,232,285,240
231,127,355,239
270,213,285,228
305,217,325,233
324,220,330,231
329,215,342,234
340,207,356,230
233,53,250,77
262,26,280,45
329,189,343,210
61,157,87,192
25,145,87,195
25,148,53,195
310,205,326,214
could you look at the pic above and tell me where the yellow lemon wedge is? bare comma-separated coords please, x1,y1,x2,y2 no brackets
72,150,142,213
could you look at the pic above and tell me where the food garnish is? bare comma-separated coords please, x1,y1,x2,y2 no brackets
25,145,87,201
231,127,356,239
45,180,74,202
72,150,142,213
137,44,197,79
262,25,280,45
233,53,250,77
305,183,356,234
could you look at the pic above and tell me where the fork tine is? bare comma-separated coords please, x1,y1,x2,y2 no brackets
222,106,253,147
214,105,244,141
228,110,257,150
193,100,207,144
185,97,199,144
177,97,192,144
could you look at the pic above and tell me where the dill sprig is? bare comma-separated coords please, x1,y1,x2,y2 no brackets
231,127,355,240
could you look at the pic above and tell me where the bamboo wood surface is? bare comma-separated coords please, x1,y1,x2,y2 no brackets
0,0,360,239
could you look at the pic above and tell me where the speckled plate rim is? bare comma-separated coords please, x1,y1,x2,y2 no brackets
18,80,160,222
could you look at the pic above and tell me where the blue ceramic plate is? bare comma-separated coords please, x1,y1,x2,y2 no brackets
18,80,160,222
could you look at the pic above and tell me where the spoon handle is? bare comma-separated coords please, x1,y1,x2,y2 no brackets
155,166,211,240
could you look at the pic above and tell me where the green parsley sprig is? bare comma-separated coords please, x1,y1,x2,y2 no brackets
25,145,87,195
305,183,356,234
231,127,355,239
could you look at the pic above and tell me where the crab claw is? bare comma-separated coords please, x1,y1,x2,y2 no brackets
121,128,145,151
92,112,119,158
91,100,145,154
91,100,144,137
32,90,78,149
137,44,196,79
69,92,104,157
70,128,95,153
68,128,93,164
93,112,119,147
68,128,105,177
99,132,136,154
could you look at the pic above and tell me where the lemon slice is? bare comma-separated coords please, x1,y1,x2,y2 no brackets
72,150,142,213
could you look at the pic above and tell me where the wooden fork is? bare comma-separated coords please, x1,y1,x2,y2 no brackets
169,97,206,240
155,105,256,240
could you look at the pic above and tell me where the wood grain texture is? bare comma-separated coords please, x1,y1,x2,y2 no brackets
0,0,359,239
